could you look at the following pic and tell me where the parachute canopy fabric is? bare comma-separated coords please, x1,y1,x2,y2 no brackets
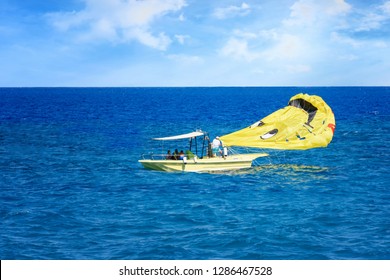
220,93,336,150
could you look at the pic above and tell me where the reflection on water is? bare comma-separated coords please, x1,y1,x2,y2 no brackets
212,164,328,175
253,164,329,173
211,164,331,188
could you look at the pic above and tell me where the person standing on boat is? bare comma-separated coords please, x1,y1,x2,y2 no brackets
212,136,223,157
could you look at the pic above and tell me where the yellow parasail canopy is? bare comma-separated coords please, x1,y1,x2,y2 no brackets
220,93,336,150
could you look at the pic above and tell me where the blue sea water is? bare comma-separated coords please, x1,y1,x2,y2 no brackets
0,87,389,260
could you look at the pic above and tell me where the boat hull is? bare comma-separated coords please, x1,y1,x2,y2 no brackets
139,153,268,172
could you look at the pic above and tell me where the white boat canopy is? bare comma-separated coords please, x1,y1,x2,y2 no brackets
153,131,205,141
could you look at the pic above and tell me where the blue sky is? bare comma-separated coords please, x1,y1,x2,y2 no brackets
1,0,389,86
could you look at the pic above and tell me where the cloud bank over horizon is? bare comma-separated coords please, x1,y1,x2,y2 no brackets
1,0,389,86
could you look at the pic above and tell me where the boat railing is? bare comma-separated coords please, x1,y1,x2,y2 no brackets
141,153,188,160
140,153,206,161
141,153,166,160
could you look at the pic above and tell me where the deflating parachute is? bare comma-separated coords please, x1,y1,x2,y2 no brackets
220,93,336,150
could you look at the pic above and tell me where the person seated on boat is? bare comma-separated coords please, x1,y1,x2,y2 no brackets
212,136,223,157
173,149,179,160
179,150,185,160
166,150,172,160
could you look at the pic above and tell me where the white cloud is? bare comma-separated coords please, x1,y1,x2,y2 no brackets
381,1,390,14
174,34,190,45
232,29,259,40
47,0,186,50
219,37,260,61
125,28,172,50
220,30,307,63
326,0,351,15
286,0,317,24
354,1,390,32
355,13,386,32
213,2,251,19
218,1,353,81
263,34,305,61
178,13,185,21
284,0,351,27
331,32,362,48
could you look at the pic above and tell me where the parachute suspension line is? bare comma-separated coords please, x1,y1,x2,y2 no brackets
226,146,239,155
273,149,287,165
253,147,273,166
264,148,274,166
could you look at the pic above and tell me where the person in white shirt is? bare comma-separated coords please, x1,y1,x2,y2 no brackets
212,136,222,157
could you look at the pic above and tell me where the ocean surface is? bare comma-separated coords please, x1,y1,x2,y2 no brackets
0,87,389,260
